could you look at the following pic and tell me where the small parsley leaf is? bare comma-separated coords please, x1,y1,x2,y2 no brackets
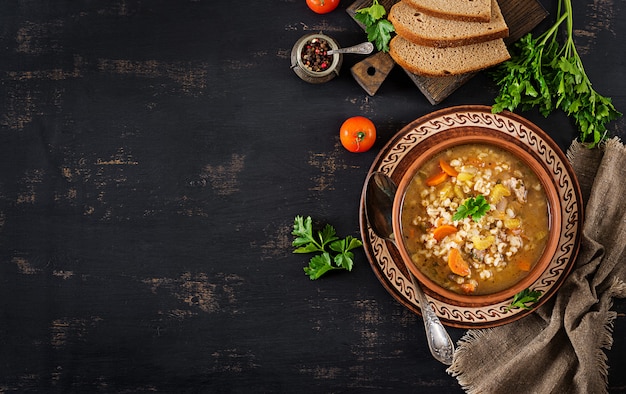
292,216,323,253
366,19,395,52
303,252,338,280
318,224,339,249
506,288,542,311
329,236,362,271
452,195,490,222
353,10,375,27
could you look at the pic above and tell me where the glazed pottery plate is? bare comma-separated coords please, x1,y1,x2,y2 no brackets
359,105,583,328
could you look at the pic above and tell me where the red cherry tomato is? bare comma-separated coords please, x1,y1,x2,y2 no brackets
306,0,340,14
340,116,376,153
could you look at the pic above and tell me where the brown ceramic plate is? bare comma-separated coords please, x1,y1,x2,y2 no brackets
359,106,583,328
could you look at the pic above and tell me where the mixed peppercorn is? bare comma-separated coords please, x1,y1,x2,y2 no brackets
301,38,333,72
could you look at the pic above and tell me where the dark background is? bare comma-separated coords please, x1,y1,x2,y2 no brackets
0,0,624,392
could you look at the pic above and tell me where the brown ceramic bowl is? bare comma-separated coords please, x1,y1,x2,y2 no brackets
390,114,564,307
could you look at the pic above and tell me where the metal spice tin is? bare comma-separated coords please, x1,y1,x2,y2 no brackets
291,33,343,84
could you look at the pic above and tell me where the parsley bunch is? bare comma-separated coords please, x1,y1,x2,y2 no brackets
354,0,395,52
292,215,363,280
491,0,621,147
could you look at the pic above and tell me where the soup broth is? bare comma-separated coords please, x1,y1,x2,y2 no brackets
401,143,550,295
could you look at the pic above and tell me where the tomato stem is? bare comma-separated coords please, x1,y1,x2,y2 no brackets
355,131,366,151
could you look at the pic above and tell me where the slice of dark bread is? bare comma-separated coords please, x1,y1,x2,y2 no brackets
388,35,511,77
389,0,508,48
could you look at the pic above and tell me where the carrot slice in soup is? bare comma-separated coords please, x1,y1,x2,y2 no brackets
448,248,470,277
439,159,459,177
518,260,532,271
425,171,448,186
432,225,457,241
460,282,477,294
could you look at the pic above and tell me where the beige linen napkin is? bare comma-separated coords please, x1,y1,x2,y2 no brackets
447,138,626,394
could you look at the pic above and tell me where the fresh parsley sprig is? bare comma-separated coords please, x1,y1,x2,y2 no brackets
354,0,395,52
292,215,363,280
491,0,622,147
505,288,542,311
452,195,490,222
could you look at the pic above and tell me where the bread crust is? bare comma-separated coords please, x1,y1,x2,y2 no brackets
401,0,492,22
389,0,509,48
389,35,511,77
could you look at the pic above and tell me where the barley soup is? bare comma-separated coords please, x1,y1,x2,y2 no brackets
400,143,550,295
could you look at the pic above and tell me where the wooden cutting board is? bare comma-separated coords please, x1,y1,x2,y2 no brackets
347,0,548,103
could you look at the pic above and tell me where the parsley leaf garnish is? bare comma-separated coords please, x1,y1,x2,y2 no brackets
452,195,490,222
491,0,622,147
292,215,363,280
354,0,395,52
505,288,542,311
292,216,337,253
329,236,362,271
304,253,336,280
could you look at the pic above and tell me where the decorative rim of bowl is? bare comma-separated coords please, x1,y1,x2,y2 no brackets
391,133,563,307
359,105,583,328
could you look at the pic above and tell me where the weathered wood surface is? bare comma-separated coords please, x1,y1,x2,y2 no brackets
0,0,624,392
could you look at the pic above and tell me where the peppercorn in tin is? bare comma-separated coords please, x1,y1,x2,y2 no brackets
290,33,342,83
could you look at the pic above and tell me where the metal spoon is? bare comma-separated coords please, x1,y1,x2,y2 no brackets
364,171,455,365
327,41,374,55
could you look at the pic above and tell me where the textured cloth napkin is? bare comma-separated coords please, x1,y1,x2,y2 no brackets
447,138,626,394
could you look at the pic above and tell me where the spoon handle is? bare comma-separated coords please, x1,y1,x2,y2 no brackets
327,41,374,55
409,272,455,365
364,172,455,365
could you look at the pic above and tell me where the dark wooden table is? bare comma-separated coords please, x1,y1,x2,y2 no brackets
1,1,624,392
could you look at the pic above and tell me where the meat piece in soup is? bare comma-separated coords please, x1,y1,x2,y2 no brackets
400,144,550,296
